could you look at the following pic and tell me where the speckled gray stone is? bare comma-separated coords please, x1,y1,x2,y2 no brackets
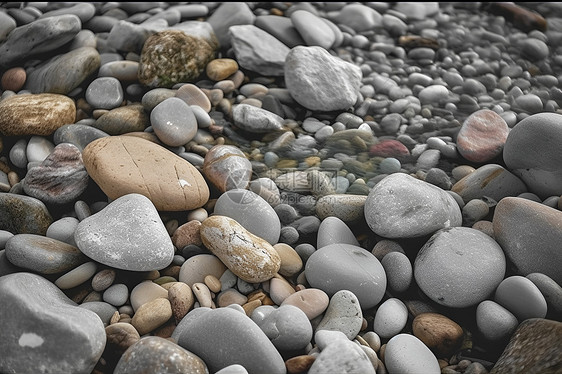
251,305,313,350
308,337,376,374
0,193,53,235
85,77,124,110
314,290,363,340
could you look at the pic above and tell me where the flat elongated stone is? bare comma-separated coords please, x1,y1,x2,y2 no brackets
0,272,106,374
228,25,289,76
232,103,284,133
25,47,101,95
23,143,89,205
0,15,82,67
200,215,280,283
365,173,462,238
54,124,109,151
5,234,86,274
175,307,285,374
0,94,76,136
83,136,209,211
93,104,149,136
0,193,52,235
74,194,175,271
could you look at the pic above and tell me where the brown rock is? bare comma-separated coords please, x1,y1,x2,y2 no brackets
93,104,149,135
168,282,194,323
171,220,202,249
138,30,217,88
200,215,281,283
490,318,561,374
1,67,26,92
456,109,509,163
0,93,75,136
206,58,239,81
286,355,316,374
131,297,173,336
82,136,209,211
281,288,329,320
412,313,464,359
273,243,303,277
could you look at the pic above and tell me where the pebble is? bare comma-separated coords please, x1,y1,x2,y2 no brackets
54,123,109,151
131,297,173,335
452,164,527,204
412,313,464,358
373,298,408,339
414,227,506,308
178,254,227,287
150,97,198,147
175,307,286,374
202,145,252,193
22,143,89,205
0,14,81,67
456,109,509,163
104,322,140,359
285,46,362,111
93,104,149,135
308,338,376,374
168,282,195,323
490,318,562,374
229,25,289,76
55,261,97,290
82,135,209,211
91,268,116,292
306,243,386,309
26,135,54,164
316,216,359,249
281,288,329,320
232,103,284,133
98,60,140,82
114,336,208,374
333,3,383,32
493,197,562,284
273,243,303,277
254,15,306,48
207,2,255,49
0,11,16,42
252,304,313,350
129,280,169,312
503,112,562,198
171,220,202,249
0,93,75,136
46,217,79,246
138,30,217,88
1,67,26,92
526,273,562,317
315,194,367,223
475,300,518,341
0,272,105,374
381,251,413,294
74,193,175,271
315,290,364,340
365,173,462,238
494,275,548,321
0,193,53,235
206,58,239,81
25,47,101,94
103,283,129,307
291,10,335,49
200,215,281,283
85,77,123,110
384,333,441,374
5,234,86,274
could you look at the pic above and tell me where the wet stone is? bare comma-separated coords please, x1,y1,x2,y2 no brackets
0,193,53,235
93,104,149,136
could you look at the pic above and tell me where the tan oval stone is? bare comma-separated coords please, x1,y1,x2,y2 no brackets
0,93,76,136
82,136,209,211
206,58,239,81
178,253,226,287
171,220,202,249
131,297,173,336
192,282,213,308
269,276,296,305
168,282,194,323
204,274,221,293
286,355,316,374
273,243,303,277
412,313,464,359
200,215,281,283
281,288,330,320
242,299,262,316
217,288,248,307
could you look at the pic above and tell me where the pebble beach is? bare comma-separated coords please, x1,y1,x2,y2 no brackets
0,2,561,374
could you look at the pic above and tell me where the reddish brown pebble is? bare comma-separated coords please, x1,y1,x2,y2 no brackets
1,67,26,92
171,220,202,249
412,313,464,358
369,140,410,159
285,355,316,374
